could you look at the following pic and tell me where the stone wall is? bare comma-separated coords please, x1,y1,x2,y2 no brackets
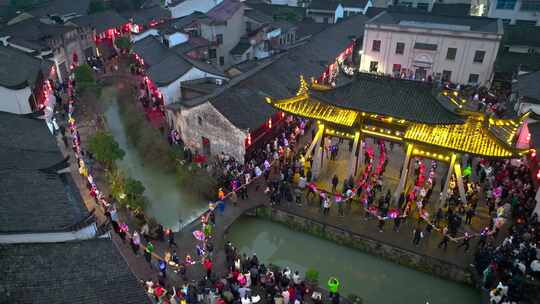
168,102,247,162
250,206,474,286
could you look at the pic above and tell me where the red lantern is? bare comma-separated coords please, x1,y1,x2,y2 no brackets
268,118,272,129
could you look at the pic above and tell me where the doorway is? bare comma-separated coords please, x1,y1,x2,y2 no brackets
415,68,427,80
202,137,211,156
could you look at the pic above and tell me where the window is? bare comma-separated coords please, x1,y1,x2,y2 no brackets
468,73,479,84
369,61,379,72
521,0,540,10
502,19,511,24
395,42,405,55
473,50,485,63
446,47,457,60
400,1,413,7
216,34,223,45
442,70,452,82
372,40,381,52
198,116,203,126
219,56,225,66
209,49,217,59
496,0,517,9
246,21,252,32
416,2,429,10
516,20,538,26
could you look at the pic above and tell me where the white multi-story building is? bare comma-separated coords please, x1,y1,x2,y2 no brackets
488,0,540,25
360,11,503,86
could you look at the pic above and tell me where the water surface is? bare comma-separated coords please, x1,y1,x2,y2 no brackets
228,217,480,304
104,96,206,230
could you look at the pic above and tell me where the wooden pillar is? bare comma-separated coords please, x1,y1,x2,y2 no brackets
440,153,457,206
454,161,468,204
357,138,364,175
311,124,325,179
393,143,413,201
348,132,360,179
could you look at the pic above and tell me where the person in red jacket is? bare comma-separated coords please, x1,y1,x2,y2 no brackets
203,258,213,279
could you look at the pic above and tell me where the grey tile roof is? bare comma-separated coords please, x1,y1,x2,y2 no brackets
0,170,89,233
244,1,306,21
0,17,76,51
367,11,501,34
309,0,339,11
245,8,274,24
180,14,370,130
0,45,53,89
0,239,151,304
503,24,540,48
0,111,87,233
340,0,369,9
134,36,224,86
146,54,193,86
27,0,90,18
170,36,211,55
310,73,464,124
70,10,128,34
121,5,171,25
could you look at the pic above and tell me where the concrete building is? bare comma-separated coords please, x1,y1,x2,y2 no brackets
0,46,55,114
360,11,503,86
0,17,95,83
488,0,540,25
201,0,246,68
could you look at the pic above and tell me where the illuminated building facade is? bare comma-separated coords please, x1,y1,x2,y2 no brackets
268,73,529,203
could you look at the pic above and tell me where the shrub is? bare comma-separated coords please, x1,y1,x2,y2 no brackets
74,64,101,97
305,268,319,283
88,131,125,168
115,36,132,51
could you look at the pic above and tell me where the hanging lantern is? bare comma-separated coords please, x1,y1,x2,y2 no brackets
268,118,272,129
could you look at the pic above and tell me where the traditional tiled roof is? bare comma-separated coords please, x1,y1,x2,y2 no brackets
0,111,64,170
404,118,519,158
367,11,502,34
0,45,53,89
0,239,151,304
70,10,128,34
245,8,274,24
244,1,306,21
182,14,370,130
26,0,90,18
340,0,370,9
121,5,171,25
495,51,540,74
309,0,340,11
0,17,76,51
309,73,464,124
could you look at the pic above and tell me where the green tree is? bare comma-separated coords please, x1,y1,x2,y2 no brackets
88,0,107,14
124,178,146,210
88,131,125,168
74,64,102,97
115,36,132,51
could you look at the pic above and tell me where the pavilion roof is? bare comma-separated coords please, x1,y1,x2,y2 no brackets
268,78,528,158
309,73,464,124
404,117,524,158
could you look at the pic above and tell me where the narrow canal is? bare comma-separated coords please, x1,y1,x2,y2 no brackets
228,217,480,304
104,96,206,230
103,88,479,303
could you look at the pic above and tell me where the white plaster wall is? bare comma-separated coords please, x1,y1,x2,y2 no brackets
159,67,227,105
166,32,189,47
0,86,32,114
360,26,501,85
169,102,247,161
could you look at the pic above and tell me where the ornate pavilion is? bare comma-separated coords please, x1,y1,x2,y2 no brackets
267,72,530,203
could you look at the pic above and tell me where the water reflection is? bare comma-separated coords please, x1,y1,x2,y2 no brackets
228,217,479,304
103,93,206,230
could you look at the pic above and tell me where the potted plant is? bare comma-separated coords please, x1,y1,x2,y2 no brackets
305,268,319,288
